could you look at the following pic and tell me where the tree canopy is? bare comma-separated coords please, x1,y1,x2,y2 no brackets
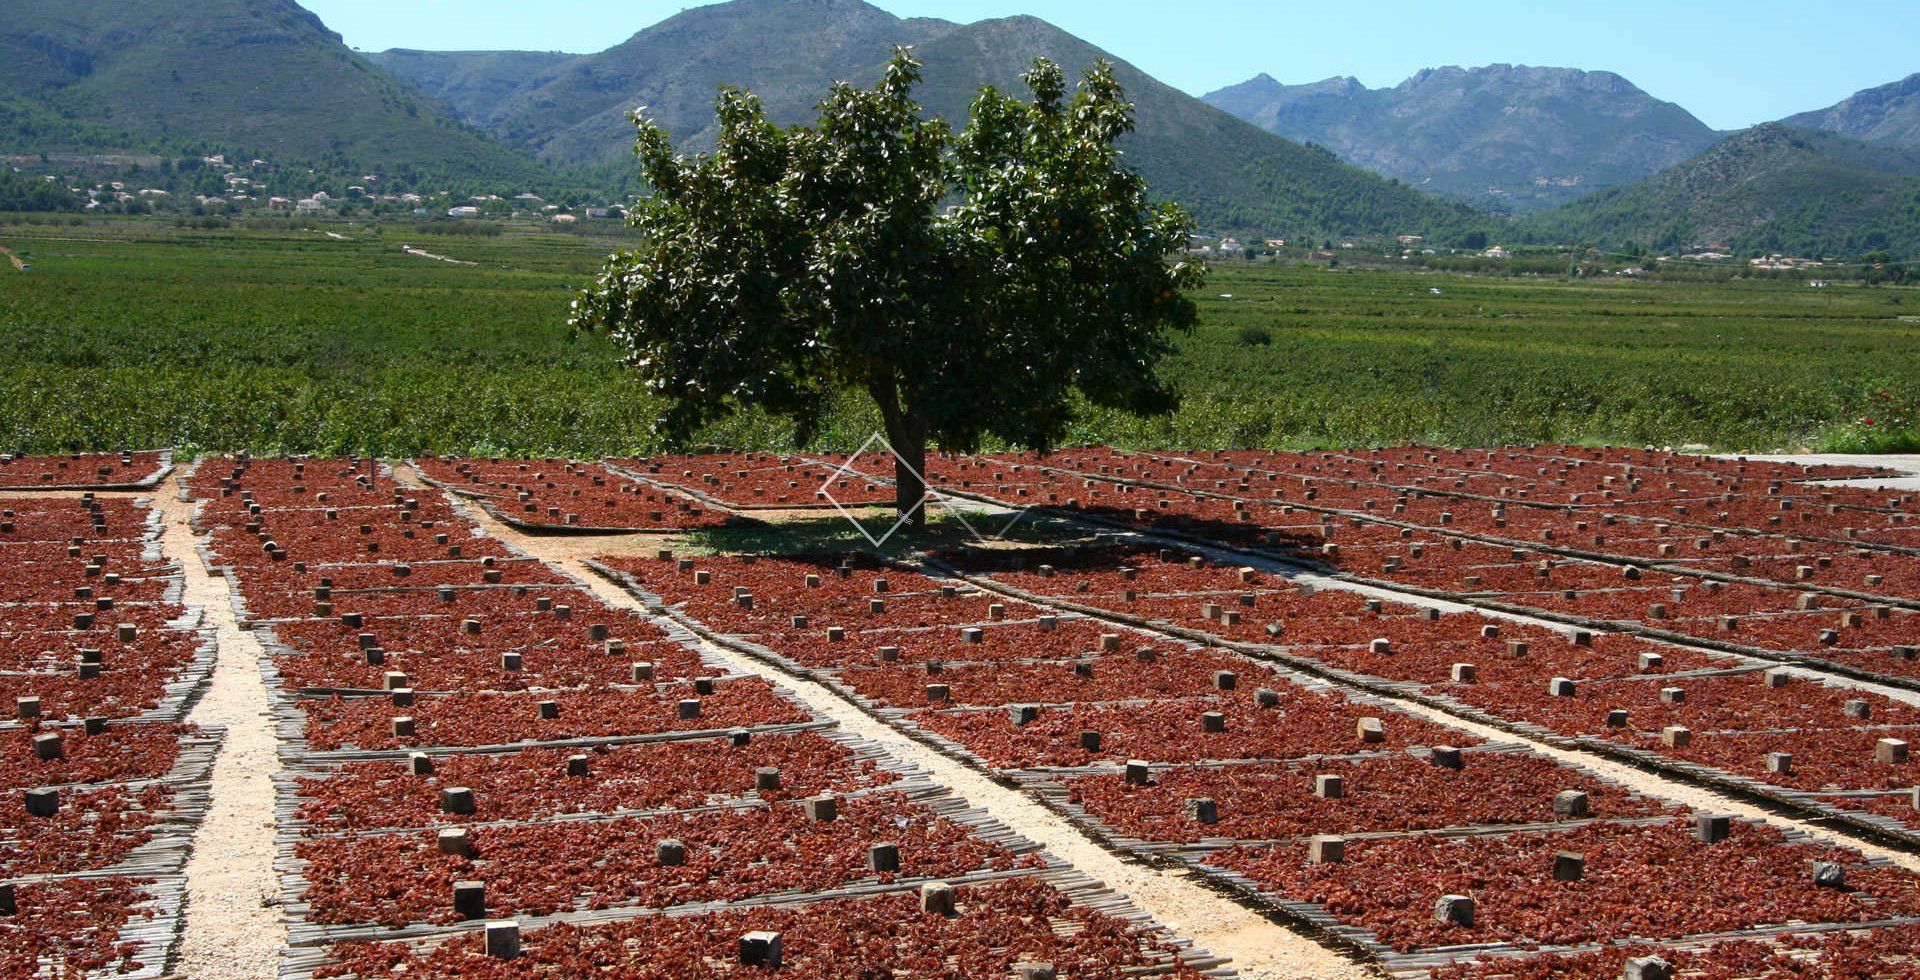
572,47,1205,521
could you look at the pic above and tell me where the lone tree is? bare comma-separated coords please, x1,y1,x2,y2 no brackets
573,48,1204,525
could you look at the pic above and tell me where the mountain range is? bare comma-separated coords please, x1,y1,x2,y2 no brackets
1201,66,1722,214
368,0,1484,239
3,0,1918,257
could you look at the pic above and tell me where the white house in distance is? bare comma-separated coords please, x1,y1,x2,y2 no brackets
1482,246,1513,259
447,206,480,218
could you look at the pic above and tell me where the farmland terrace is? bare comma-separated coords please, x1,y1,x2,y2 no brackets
7,446,1920,978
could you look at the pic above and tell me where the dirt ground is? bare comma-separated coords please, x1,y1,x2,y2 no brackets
81,452,1920,979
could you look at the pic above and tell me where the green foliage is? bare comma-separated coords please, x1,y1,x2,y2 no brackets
5,220,1919,458
0,168,80,212
573,49,1204,467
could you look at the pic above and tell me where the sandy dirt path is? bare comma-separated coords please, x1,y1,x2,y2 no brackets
157,474,287,980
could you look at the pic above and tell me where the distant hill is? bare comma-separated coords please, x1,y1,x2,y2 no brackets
1520,124,1920,258
452,0,956,166
379,0,1485,240
367,50,583,131
1782,73,1920,150
0,0,548,184
1203,65,1720,213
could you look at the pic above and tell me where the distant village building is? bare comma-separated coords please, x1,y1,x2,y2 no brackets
551,213,578,224
447,206,481,218
1482,246,1512,259
1750,254,1823,270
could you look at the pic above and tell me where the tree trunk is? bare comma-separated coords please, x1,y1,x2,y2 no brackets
870,373,928,530
888,418,928,530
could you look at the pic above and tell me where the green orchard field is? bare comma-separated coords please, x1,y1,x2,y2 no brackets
3,218,1917,455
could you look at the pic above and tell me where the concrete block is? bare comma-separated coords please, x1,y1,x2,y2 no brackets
656,839,686,866
1662,725,1692,748
920,881,956,916
1878,739,1910,765
24,788,59,817
1307,835,1344,864
452,881,486,919
1433,894,1474,926
1356,717,1384,743
1695,814,1732,843
482,920,520,960
1623,955,1671,980
804,796,838,822
438,828,473,857
868,842,900,872
441,786,476,815
1553,790,1590,818
1552,851,1585,881
1315,774,1344,798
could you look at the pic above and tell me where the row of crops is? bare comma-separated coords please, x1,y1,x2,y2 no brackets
1,459,218,977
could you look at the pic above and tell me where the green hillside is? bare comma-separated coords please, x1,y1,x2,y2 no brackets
0,0,548,183
477,0,956,164
1521,124,1920,258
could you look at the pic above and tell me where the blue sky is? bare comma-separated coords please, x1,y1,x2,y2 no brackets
301,0,1920,130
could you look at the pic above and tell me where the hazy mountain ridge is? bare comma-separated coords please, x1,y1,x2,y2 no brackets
1783,73,1920,150
1202,65,1721,213
367,50,584,130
